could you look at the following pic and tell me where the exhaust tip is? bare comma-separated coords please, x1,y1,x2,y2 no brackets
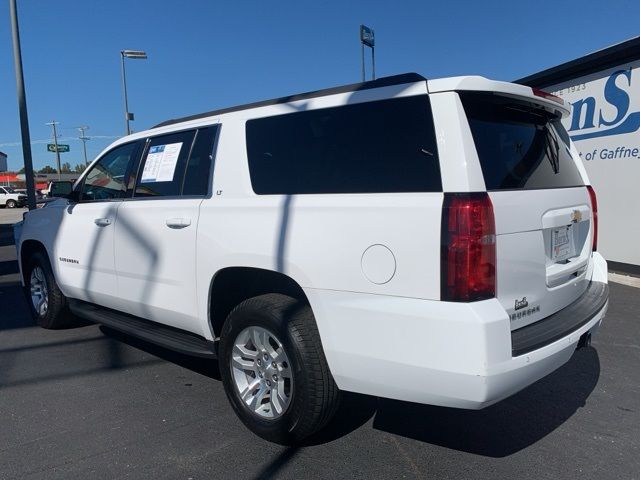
577,332,592,350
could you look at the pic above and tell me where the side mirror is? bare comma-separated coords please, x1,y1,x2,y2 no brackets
65,190,81,203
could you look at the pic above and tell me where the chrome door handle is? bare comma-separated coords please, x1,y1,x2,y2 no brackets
165,218,191,229
94,218,112,227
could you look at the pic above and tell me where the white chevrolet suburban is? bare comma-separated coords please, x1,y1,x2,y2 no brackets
15,73,609,444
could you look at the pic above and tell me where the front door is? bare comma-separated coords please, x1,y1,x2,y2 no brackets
54,141,142,307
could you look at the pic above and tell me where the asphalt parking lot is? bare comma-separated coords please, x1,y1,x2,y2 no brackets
1,209,639,480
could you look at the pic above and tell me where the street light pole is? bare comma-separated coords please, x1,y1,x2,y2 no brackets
45,121,62,180
120,49,147,136
9,0,37,210
120,51,131,135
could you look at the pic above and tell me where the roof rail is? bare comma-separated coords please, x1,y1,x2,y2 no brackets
152,72,426,129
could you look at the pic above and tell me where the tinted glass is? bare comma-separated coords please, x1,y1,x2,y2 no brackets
50,181,73,197
81,142,137,201
246,95,441,194
460,92,584,191
182,126,217,196
135,131,195,197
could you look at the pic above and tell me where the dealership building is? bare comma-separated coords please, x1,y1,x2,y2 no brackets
518,36,640,275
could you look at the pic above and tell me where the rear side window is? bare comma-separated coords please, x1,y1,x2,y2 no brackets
246,95,441,194
182,126,218,196
460,92,584,191
135,131,195,197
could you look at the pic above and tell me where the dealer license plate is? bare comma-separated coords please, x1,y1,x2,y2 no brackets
551,225,575,262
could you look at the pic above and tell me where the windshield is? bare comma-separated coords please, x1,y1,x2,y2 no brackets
460,92,584,191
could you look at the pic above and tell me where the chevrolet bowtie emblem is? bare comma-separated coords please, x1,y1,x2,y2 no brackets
570,209,582,223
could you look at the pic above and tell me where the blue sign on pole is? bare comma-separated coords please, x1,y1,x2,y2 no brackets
360,25,375,47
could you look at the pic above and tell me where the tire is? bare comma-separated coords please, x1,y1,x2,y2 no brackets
25,251,73,329
219,293,340,444
6,199,17,208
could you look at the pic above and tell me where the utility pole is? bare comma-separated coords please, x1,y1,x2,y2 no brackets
9,0,37,210
77,126,90,167
46,121,62,180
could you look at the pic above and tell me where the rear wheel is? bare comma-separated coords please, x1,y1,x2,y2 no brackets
219,294,340,444
6,199,17,208
25,251,73,329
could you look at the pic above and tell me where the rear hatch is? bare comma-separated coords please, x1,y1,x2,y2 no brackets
459,91,594,331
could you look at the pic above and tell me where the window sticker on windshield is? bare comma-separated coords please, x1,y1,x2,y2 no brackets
141,142,183,183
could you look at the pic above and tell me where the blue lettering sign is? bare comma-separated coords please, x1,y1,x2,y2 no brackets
569,69,640,142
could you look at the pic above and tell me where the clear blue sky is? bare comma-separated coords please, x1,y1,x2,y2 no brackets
1,0,639,171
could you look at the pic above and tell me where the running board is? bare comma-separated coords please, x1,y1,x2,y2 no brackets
69,299,217,358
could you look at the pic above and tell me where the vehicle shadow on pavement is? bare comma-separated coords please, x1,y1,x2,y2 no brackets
99,323,599,458
371,346,600,457
0,282,34,330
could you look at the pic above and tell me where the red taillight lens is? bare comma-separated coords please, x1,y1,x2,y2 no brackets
587,185,598,251
532,87,565,106
441,192,496,302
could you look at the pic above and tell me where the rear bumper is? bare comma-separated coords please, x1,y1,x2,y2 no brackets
511,280,608,356
306,252,608,409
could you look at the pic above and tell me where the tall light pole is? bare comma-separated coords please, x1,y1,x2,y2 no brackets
120,49,147,135
45,120,62,180
9,0,37,210
77,126,90,167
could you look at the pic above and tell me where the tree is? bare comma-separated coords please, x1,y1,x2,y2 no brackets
61,162,72,173
38,165,56,174
73,164,86,173
18,167,25,174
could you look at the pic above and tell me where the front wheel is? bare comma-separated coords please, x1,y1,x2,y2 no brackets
25,251,73,329
219,294,340,444
6,199,17,208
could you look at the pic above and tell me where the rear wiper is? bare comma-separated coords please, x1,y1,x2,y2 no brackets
543,125,560,174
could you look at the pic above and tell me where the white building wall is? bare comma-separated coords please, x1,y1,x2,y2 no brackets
547,59,640,267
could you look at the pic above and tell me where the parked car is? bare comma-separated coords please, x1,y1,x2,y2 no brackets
0,186,27,208
14,73,609,444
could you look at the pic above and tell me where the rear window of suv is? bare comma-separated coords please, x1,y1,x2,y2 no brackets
246,95,441,194
460,92,584,191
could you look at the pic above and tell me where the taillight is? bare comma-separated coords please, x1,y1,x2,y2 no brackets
587,185,598,251
441,192,496,302
532,87,565,106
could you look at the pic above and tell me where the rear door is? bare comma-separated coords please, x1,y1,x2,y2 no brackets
113,126,218,336
460,92,594,330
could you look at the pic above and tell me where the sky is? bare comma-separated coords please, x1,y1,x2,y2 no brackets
1,0,639,171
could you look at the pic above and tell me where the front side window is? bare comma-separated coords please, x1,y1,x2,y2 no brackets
81,142,138,201
246,95,442,194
